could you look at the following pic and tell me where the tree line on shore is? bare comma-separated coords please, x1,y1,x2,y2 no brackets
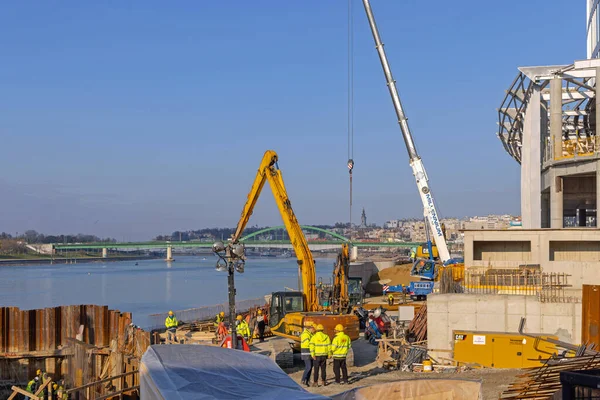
0,230,116,244
154,224,341,242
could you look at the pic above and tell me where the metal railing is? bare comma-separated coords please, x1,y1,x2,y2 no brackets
146,297,267,330
544,136,600,163
458,269,579,303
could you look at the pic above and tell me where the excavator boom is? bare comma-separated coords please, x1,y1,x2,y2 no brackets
332,243,350,313
231,150,318,312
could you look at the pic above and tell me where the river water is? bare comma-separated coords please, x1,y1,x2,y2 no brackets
0,256,336,329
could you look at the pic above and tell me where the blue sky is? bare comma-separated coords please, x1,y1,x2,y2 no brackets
0,1,583,240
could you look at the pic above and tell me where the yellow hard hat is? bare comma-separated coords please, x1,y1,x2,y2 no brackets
257,309,263,315
335,324,344,332
316,324,324,331
53,383,58,390
236,315,243,321
220,311,225,317
36,369,41,375
304,321,314,328
168,310,174,316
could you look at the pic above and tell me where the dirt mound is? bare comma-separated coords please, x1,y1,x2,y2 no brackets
366,263,414,294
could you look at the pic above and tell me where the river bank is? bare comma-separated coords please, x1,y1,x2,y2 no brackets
0,254,160,266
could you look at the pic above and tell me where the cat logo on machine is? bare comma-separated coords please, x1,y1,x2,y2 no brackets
455,334,467,341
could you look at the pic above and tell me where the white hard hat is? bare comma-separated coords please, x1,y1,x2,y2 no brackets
374,308,382,318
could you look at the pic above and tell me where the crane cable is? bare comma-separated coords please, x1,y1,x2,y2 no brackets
347,0,355,239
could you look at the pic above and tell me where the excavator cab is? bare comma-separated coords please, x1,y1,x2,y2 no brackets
348,277,363,308
269,291,304,328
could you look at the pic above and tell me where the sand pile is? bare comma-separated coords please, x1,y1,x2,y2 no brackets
366,263,414,294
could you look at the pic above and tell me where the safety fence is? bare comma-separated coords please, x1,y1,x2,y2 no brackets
146,297,267,331
543,136,600,163
454,269,579,303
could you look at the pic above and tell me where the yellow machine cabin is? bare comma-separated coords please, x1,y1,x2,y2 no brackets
230,150,359,346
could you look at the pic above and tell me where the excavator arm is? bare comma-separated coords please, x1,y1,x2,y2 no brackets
231,150,318,312
331,243,350,314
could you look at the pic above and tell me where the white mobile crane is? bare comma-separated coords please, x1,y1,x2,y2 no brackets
361,0,453,265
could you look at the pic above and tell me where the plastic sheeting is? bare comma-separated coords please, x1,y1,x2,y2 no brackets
331,379,482,400
140,345,328,400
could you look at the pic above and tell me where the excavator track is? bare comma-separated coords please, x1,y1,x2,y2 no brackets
268,339,294,369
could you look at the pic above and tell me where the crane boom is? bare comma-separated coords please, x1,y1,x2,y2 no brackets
231,150,318,311
361,0,451,263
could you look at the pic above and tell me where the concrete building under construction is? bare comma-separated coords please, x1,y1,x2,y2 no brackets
461,0,600,278
428,0,600,363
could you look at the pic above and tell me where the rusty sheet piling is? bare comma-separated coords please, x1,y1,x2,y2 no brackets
0,304,150,399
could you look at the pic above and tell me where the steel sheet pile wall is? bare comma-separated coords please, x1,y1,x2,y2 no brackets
0,305,138,354
0,304,150,383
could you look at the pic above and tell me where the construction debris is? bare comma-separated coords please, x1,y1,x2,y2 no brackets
407,304,427,342
501,353,600,399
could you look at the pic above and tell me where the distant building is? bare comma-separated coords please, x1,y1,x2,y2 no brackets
359,208,368,229
384,219,401,229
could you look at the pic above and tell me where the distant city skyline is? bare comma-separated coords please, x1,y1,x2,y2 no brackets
1,1,578,240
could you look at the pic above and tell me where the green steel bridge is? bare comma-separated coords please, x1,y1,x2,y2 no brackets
53,225,419,251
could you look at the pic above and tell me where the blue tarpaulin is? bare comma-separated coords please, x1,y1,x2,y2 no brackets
140,344,328,400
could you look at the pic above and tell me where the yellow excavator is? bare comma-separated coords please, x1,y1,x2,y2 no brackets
230,150,359,366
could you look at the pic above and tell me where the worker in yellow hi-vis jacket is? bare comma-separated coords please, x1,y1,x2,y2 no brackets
165,310,179,343
331,324,351,384
309,324,331,387
300,321,316,387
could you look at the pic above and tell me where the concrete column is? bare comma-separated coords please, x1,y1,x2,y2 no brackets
550,171,563,228
521,84,542,229
551,77,563,160
350,246,358,261
166,246,174,261
102,248,107,258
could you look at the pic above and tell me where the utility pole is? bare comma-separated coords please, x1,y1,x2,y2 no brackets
213,241,246,350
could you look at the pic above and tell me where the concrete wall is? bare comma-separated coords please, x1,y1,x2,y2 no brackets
463,229,600,288
427,293,582,360
473,241,532,262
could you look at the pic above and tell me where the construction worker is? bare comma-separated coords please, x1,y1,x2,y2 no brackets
309,324,331,387
52,383,59,400
410,247,416,262
387,292,394,306
300,321,316,387
25,376,39,399
165,310,178,343
215,311,225,327
56,379,67,400
235,315,250,342
256,309,266,342
331,324,351,385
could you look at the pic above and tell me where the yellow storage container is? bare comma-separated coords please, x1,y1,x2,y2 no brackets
452,330,568,368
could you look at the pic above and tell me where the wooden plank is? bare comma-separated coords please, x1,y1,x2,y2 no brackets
0,347,74,359
34,376,52,397
10,386,35,398
66,370,137,393
94,385,140,400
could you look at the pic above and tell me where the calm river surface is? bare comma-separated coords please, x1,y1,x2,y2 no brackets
0,256,335,328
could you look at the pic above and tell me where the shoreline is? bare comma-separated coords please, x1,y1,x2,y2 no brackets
0,255,161,266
